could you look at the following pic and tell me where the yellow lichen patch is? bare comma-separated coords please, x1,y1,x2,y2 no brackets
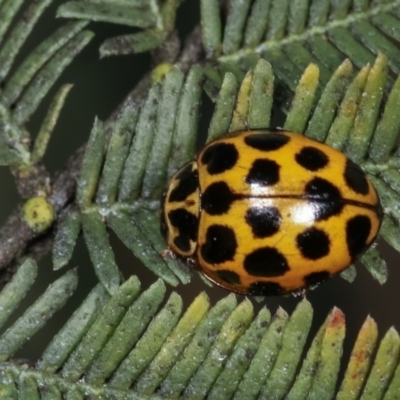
23,197,54,232
151,63,173,84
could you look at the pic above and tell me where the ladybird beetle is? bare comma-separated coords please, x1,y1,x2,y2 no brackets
161,130,383,295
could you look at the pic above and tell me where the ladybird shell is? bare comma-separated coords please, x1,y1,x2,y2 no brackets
162,130,383,296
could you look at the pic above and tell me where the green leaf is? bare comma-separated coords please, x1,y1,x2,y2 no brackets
345,53,388,162
61,276,141,381
306,308,346,399
0,21,88,107
244,0,271,47
222,0,252,55
82,211,120,295
369,72,400,162
0,7,91,167
52,209,82,271
31,84,73,165
207,307,272,400
0,262,399,398
0,269,77,362
85,280,166,385
0,0,25,42
370,177,400,223
60,0,180,57
0,370,18,399
118,84,162,202
267,0,290,40
209,0,400,91
134,209,191,284
108,210,179,286
361,327,400,399
13,30,94,125
38,284,110,374
96,101,138,205
248,59,274,129
76,119,106,207
380,216,400,254
234,307,289,399
305,59,353,142
260,299,313,399
325,65,370,150
141,66,184,199
167,65,203,179
0,258,37,330
229,69,254,132
340,265,357,283
287,306,329,399
58,1,160,28
284,63,320,133
183,299,254,399
200,0,222,58
100,30,164,57
0,134,26,165
135,292,209,396
0,104,30,165
360,247,388,285
207,72,239,141
18,374,40,400
384,350,400,399
0,0,54,81
337,316,378,399
109,292,184,390
158,294,235,398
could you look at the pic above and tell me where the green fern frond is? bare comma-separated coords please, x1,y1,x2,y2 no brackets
53,55,399,293
201,0,400,90
0,259,399,398
1,3,399,399
53,65,204,291
0,259,77,363
58,0,179,57
0,1,92,179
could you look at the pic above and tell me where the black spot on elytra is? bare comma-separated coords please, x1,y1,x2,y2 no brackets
215,269,241,285
304,271,330,287
202,181,236,215
168,209,198,252
201,142,239,174
246,159,280,186
168,163,199,202
200,225,237,264
305,177,341,200
295,146,329,171
297,227,330,260
245,206,281,238
344,158,369,195
248,281,285,296
346,215,372,259
244,132,290,151
244,247,290,277
310,200,343,220
305,178,343,219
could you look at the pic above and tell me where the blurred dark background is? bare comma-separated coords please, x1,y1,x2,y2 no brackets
0,0,399,384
